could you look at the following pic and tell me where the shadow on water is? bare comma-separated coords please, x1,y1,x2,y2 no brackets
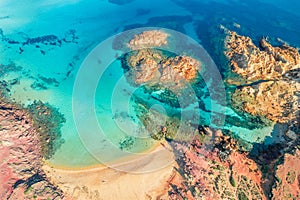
248,122,299,197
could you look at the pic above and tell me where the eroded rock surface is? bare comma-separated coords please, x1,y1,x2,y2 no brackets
272,149,300,200
126,52,200,89
168,130,266,200
0,96,65,199
232,80,299,123
127,30,169,50
225,30,300,123
225,31,300,82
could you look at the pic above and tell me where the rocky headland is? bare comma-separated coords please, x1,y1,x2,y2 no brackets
166,28,300,199
0,92,65,199
223,28,300,198
168,128,266,200
167,126,300,200
224,29,300,123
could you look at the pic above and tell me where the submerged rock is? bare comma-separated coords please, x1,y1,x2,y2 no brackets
27,100,65,159
108,0,135,5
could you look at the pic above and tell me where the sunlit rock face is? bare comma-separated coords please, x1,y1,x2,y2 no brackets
224,30,300,123
232,80,299,123
225,31,300,82
123,30,201,91
127,30,169,50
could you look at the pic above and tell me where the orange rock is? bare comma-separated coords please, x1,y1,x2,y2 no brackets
225,30,300,123
127,30,169,50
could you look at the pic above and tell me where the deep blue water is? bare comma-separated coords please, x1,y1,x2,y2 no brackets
0,0,299,167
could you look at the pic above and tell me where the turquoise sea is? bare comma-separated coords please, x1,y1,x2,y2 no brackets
1,0,299,168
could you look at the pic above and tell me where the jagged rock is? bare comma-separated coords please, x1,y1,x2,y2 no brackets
231,80,299,123
124,51,201,90
225,30,300,82
0,94,65,199
224,30,300,123
168,135,266,199
123,30,201,91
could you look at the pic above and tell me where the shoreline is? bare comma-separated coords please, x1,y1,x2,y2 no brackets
44,140,169,171
42,141,176,199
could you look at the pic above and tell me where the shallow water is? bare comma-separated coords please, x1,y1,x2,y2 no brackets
0,0,299,168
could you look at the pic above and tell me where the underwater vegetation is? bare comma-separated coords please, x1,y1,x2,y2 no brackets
27,101,65,159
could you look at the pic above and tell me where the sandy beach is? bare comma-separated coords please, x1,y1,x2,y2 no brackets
42,142,176,200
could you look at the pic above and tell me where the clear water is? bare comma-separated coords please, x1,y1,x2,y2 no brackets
1,0,299,168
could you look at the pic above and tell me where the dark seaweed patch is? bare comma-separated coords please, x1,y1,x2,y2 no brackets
27,101,65,159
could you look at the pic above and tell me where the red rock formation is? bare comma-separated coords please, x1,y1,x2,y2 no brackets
168,131,266,200
0,96,65,199
272,149,300,200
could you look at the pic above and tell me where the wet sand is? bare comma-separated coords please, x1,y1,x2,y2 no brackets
43,142,176,200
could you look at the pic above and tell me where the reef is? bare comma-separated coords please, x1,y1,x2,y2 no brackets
134,101,196,141
27,100,65,160
224,29,300,124
0,28,78,55
0,62,22,77
0,89,65,199
119,136,135,150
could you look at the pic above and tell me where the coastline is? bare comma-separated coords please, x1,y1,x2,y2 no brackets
0,92,65,199
42,141,176,199
44,140,171,171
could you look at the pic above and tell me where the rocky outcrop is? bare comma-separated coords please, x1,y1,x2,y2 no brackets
123,30,201,91
232,80,299,123
0,94,65,199
27,100,65,159
127,30,169,50
224,30,300,123
225,31,300,82
168,130,266,200
124,50,200,91
272,149,300,200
